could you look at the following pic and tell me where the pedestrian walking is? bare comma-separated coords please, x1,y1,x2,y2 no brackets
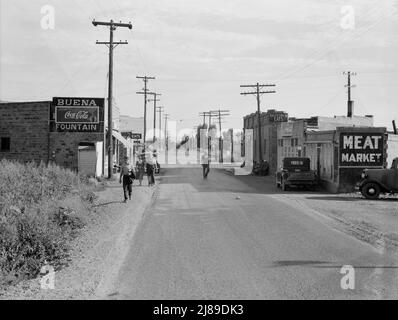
201,151,210,179
135,156,145,186
119,157,133,203
146,155,155,186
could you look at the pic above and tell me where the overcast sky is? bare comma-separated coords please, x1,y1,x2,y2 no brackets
1,0,397,131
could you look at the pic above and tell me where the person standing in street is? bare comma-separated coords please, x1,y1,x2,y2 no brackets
201,151,210,179
119,157,133,202
135,155,145,186
146,156,155,186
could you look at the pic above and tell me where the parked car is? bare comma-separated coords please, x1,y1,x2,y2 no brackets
276,157,318,191
356,157,398,199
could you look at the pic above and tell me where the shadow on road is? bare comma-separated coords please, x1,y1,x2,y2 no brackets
272,260,330,267
305,196,398,202
157,167,329,196
271,260,398,269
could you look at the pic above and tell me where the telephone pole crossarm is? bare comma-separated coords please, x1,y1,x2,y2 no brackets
96,41,128,45
92,20,132,29
240,90,276,95
239,84,275,88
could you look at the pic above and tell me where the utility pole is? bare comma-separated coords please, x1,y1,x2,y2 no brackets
136,76,155,149
92,19,132,179
148,93,161,143
156,106,164,147
230,129,234,163
344,71,356,117
164,113,170,164
199,112,211,126
209,109,230,163
240,83,276,162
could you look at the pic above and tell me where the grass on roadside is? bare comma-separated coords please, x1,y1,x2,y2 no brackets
0,159,98,285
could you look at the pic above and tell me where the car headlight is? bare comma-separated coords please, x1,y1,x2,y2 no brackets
361,172,367,179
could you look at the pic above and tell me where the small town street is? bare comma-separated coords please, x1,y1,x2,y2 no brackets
102,167,398,300
1,1,398,306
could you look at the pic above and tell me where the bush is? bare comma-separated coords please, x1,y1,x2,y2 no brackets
0,160,95,283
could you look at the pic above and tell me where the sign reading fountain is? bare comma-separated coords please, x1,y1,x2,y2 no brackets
50,97,104,133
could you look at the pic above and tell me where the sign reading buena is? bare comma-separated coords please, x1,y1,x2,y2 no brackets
50,97,104,133
340,132,384,167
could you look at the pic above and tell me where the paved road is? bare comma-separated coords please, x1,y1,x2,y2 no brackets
109,168,398,299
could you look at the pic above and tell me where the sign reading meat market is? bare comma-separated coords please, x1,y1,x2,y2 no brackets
50,97,104,132
339,132,384,167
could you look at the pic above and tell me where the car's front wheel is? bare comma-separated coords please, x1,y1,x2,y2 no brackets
361,182,381,199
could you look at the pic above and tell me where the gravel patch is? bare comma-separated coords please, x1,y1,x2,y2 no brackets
281,192,398,254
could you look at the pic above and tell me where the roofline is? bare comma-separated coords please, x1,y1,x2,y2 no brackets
0,100,51,105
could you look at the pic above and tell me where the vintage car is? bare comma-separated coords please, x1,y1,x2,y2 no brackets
275,157,318,191
356,157,398,199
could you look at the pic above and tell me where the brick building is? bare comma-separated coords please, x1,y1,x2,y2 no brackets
0,101,50,163
0,98,124,177
243,109,288,174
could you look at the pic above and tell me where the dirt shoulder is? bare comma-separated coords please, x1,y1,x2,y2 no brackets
0,180,156,300
281,191,398,254
229,173,398,255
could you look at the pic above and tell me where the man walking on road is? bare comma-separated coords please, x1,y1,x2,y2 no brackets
146,156,155,186
120,157,134,202
201,151,210,179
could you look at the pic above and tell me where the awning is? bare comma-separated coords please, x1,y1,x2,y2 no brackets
112,130,134,149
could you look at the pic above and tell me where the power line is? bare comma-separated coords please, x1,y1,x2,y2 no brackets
272,6,395,82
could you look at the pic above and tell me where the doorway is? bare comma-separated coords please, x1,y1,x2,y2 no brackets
78,142,96,177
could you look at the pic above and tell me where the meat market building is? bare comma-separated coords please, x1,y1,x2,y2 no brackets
0,97,132,177
305,127,396,192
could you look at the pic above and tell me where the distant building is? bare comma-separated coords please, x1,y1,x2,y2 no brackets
305,126,387,193
276,115,374,170
243,109,289,174
120,115,144,143
276,112,380,193
118,115,145,163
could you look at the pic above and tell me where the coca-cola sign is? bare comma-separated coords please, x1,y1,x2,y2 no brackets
50,97,104,133
56,107,99,123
